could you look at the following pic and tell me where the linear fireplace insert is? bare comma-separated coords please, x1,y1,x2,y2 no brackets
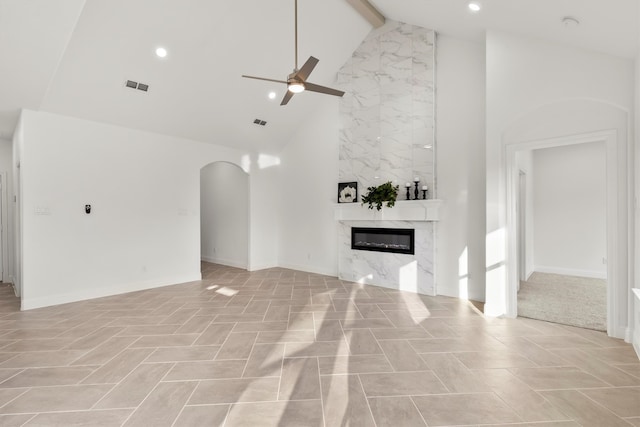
351,227,415,255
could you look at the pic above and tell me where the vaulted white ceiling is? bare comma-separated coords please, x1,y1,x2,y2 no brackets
0,0,638,151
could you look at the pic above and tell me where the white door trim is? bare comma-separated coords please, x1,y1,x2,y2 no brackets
505,129,623,338
0,172,7,283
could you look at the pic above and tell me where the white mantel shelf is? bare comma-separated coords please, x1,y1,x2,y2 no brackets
334,199,442,222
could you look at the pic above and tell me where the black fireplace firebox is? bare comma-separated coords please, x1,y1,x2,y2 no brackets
351,227,415,255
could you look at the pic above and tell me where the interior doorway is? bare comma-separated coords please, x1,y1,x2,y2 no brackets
515,142,607,331
200,162,249,273
506,129,624,337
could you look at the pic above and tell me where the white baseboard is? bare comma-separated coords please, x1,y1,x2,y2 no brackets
633,329,640,360
278,262,337,278
201,255,247,270
247,263,278,272
21,273,202,311
533,265,607,280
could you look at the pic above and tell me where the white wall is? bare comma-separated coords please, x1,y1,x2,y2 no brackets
248,158,279,271
435,35,486,301
532,142,607,278
0,138,13,284
277,97,339,276
200,162,249,269
18,109,267,309
485,30,634,328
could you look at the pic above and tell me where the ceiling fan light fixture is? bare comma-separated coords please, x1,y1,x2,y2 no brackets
288,82,305,93
468,2,481,12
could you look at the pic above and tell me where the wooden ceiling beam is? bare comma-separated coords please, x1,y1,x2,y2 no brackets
345,0,385,28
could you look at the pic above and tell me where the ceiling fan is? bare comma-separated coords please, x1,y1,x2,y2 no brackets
242,0,345,106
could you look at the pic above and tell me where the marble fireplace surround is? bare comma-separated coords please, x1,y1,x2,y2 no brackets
335,201,441,296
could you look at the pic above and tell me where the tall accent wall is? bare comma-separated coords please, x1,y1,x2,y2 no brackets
335,21,437,295
337,21,435,193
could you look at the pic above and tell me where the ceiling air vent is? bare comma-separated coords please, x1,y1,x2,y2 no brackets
253,119,267,126
125,80,150,92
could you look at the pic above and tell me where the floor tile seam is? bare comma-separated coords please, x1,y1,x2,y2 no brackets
118,361,186,426
356,371,379,427
559,359,640,387
81,346,158,386
0,386,30,412
222,398,324,406
87,377,125,411
170,376,201,427
275,347,286,401
316,357,327,427
0,368,26,389
491,382,565,424
407,395,429,426
74,340,145,375
236,334,258,377
318,365,398,375
561,388,632,421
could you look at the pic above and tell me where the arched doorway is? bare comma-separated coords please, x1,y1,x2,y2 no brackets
200,162,249,270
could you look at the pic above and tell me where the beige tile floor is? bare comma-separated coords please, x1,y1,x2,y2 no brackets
0,262,637,426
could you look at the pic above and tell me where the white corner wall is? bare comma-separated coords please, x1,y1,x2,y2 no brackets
248,159,279,272
277,97,340,276
200,162,249,269
19,109,258,309
0,138,14,285
435,35,486,301
485,30,634,338
532,142,607,278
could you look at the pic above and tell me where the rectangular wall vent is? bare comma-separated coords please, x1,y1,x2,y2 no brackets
125,80,150,92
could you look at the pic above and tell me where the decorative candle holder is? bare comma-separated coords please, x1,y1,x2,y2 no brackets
422,189,427,199
413,181,420,200
405,183,411,200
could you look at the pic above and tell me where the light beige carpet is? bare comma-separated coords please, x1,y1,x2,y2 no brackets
518,272,607,331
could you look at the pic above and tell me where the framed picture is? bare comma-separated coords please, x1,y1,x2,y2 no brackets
338,182,358,203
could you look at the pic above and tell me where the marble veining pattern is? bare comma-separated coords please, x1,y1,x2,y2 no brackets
338,20,435,195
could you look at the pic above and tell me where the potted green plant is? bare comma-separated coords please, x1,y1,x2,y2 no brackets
361,181,399,211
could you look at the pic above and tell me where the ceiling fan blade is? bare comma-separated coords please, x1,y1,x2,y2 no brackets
242,75,288,84
304,82,345,97
294,56,319,81
280,90,295,106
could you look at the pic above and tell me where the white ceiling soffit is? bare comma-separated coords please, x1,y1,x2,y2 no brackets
39,0,371,152
0,0,86,140
369,0,639,59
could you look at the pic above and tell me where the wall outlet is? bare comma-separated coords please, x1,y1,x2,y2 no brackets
602,257,607,265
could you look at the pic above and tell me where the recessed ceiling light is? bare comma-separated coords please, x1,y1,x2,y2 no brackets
468,2,481,12
423,144,433,149
155,47,167,58
268,91,277,100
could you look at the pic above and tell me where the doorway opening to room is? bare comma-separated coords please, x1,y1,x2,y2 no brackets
199,162,249,278
506,130,621,336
